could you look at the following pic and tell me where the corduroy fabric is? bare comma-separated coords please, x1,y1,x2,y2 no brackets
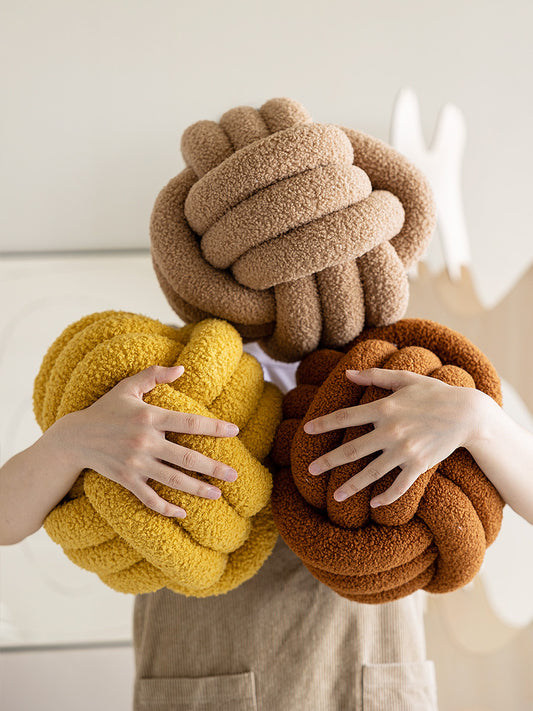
33,311,282,596
271,318,504,603
150,96,436,362
132,348,439,711
133,537,438,711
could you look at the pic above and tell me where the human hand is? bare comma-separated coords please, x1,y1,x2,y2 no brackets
303,368,483,507
65,365,239,518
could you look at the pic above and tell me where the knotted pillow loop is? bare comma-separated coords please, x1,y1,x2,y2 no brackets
271,319,504,603
151,97,436,362
33,311,282,596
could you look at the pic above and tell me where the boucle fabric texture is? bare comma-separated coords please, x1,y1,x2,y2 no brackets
271,319,504,603
33,311,282,596
151,96,436,362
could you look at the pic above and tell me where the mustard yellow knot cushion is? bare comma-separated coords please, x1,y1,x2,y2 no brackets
271,319,504,603
33,311,282,596
150,96,436,363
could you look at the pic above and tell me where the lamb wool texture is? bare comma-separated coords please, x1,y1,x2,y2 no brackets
150,97,437,362
271,319,504,604
33,311,282,596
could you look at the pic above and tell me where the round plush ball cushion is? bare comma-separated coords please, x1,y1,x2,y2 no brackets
151,97,436,362
34,311,282,595
271,318,504,603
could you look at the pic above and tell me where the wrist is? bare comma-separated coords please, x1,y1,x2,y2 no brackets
462,387,501,453
38,412,86,481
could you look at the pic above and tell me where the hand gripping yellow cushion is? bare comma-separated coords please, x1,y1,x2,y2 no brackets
33,311,282,595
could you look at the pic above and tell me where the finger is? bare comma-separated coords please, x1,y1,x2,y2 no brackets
333,454,397,502
130,480,187,518
158,441,238,482
157,410,239,438
346,368,424,392
152,465,223,500
369,467,422,508
120,364,185,398
304,400,380,435
307,430,382,475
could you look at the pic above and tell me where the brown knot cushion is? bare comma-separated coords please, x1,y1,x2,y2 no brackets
151,96,436,362
271,319,504,603
33,311,282,596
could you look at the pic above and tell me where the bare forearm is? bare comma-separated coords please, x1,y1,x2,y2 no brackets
0,414,83,545
466,389,533,524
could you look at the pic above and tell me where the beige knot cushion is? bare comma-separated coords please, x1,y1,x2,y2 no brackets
271,319,504,603
151,96,436,362
33,311,282,595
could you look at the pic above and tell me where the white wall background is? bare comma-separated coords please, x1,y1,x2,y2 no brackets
1,0,532,306
1,1,532,710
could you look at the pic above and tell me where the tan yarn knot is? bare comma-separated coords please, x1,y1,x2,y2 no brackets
151,97,436,362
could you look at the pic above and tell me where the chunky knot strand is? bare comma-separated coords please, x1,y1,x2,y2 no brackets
151,97,436,362
271,319,504,603
33,312,282,596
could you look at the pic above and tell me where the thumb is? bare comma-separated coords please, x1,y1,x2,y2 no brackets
120,364,184,398
346,367,422,392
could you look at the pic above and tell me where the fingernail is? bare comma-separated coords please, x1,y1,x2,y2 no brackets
334,490,348,502
174,509,186,518
304,421,314,434
226,424,239,436
370,499,381,508
225,469,238,482
308,461,322,475
208,487,221,499
346,370,360,376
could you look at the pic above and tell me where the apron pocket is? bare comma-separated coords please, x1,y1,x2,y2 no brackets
362,661,438,711
134,671,257,711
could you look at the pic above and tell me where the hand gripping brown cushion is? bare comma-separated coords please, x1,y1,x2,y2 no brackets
270,319,504,603
150,97,436,362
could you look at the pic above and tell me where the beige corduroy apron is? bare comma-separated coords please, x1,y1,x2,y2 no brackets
133,340,438,710
132,536,438,711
